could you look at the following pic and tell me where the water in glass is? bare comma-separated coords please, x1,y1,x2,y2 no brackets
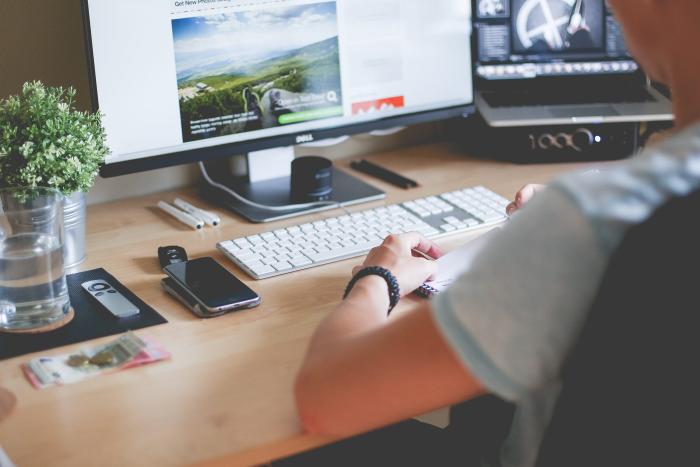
0,188,71,331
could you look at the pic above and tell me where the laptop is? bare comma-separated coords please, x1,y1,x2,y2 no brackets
472,0,673,127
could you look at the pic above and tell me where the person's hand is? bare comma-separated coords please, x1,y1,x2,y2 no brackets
646,130,671,147
506,184,546,216
352,233,444,297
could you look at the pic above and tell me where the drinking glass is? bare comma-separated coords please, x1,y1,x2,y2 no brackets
0,188,72,332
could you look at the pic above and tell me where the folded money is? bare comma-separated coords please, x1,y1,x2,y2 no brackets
0,386,16,422
22,333,171,390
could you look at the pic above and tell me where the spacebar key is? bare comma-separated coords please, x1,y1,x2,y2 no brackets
306,242,376,263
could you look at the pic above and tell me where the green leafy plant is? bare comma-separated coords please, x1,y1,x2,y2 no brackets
0,81,109,195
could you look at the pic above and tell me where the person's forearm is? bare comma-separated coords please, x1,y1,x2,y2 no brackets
307,276,390,352
294,233,485,435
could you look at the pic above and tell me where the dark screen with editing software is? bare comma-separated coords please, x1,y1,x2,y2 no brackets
474,0,636,80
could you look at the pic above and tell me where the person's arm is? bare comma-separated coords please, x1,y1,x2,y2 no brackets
296,185,609,437
295,234,486,436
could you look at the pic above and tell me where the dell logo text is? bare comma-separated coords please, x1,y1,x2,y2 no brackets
296,134,315,144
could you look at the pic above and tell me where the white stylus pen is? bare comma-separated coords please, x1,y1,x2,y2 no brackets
174,198,220,227
157,201,204,230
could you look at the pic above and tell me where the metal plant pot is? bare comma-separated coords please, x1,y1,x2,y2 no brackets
63,192,86,269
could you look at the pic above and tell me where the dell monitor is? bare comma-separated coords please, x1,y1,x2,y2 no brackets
82,0,475,221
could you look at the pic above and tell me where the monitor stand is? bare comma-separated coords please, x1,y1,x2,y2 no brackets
199,146,386,223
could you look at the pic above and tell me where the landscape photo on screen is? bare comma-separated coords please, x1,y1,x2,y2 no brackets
172,2,343,142
512,0,604,53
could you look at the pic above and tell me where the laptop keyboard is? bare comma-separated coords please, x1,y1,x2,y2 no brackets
482,88,656,108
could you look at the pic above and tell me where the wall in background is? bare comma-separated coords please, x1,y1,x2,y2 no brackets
0,0,444,206
0,0,91,109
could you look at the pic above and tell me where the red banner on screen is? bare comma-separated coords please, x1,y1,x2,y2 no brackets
352,96,405,115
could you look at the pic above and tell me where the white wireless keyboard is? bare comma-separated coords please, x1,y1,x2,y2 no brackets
218,186,510,279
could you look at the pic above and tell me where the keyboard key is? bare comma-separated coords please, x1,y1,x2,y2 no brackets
418,227,440,236
220,241,238,253
242,254,262,264
251,264,275,276
290,257,313,268
477,211,506,223
272,261,293,272
306,242,375,263
247,235,264,245
236,248,254,258
402,224,428,233
234,238,253,249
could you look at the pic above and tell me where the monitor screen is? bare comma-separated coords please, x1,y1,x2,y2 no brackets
83,0,474,176
473,0,638,80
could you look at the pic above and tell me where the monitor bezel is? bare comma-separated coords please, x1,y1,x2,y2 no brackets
81,0,475,178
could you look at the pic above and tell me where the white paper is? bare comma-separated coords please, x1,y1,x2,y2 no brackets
420,228,501,296
0,447,16,467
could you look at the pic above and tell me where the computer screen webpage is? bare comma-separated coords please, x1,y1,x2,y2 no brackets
86,0,473,165
474,0,638,80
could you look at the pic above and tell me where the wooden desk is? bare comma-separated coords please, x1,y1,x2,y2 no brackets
0,143,596,466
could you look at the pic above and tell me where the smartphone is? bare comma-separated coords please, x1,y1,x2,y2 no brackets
162,257,261,317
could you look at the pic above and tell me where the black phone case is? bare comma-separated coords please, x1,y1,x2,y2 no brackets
161,277,223,318
161,258,261,318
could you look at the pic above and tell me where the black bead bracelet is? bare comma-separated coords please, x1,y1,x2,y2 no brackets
343,266,401,315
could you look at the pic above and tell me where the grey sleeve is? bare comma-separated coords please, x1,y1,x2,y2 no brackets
431,187,608,401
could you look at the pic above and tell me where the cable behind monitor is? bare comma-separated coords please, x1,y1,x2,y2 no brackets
198,162,350,214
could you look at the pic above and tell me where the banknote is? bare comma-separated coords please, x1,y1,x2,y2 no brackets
22,333,171,390
0,386,16,422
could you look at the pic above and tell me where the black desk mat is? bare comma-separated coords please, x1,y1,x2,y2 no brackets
0,268,167,360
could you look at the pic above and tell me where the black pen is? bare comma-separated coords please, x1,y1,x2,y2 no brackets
350,159,419,189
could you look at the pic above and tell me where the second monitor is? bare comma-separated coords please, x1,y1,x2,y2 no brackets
472,0,673,126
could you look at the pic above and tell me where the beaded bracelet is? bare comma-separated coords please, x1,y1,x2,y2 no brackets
343,266,401,315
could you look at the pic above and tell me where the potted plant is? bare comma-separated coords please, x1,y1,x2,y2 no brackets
0,81,109,268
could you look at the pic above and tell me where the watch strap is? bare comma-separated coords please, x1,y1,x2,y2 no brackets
343,266,400,315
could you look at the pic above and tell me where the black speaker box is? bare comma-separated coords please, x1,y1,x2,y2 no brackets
447,113,648,164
